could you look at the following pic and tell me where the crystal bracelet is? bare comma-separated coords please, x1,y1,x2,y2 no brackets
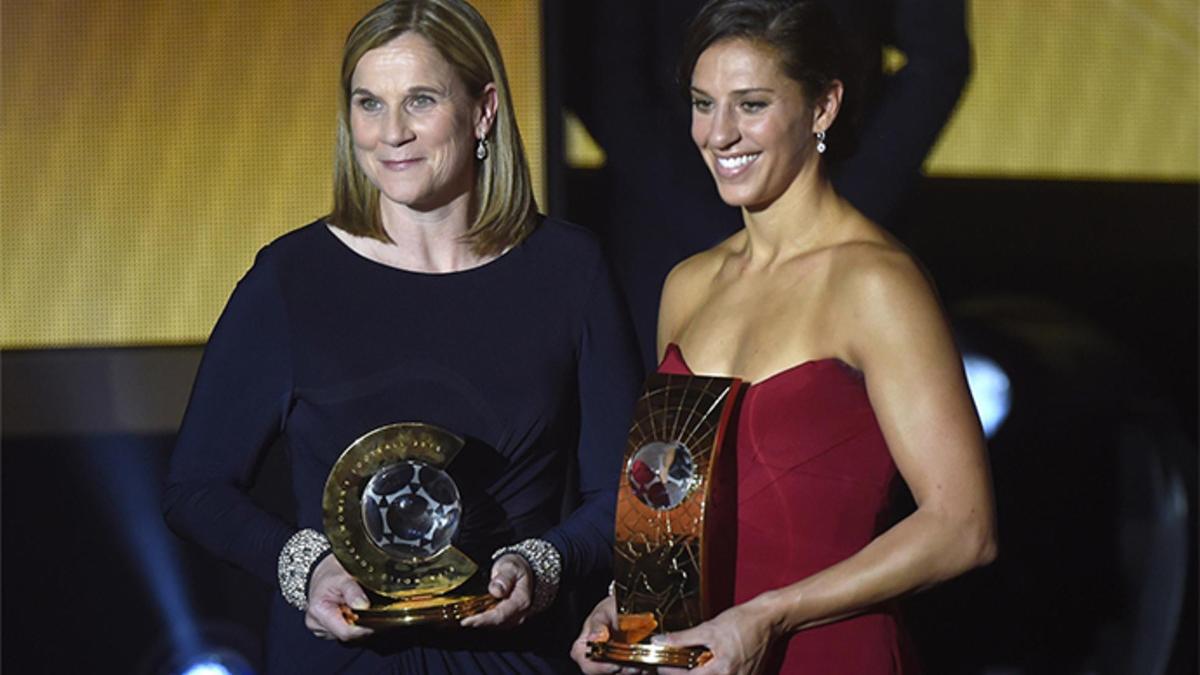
491,538,562,614
278,528,331,611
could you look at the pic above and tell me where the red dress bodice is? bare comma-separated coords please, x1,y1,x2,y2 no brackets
659,343,918,674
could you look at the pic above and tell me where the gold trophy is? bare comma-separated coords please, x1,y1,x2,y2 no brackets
587,373,745,669
322,422,498,627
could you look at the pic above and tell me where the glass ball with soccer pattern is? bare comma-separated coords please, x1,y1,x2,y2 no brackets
627,440,697,510
361,460,461,561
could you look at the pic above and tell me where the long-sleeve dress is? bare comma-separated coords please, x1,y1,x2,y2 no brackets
164,217,642,674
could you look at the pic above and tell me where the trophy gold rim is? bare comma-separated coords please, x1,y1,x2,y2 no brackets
322,422,477,599
585,640,712,669
343,593,499,627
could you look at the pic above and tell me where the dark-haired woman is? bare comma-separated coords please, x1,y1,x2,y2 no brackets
572,1,995,673
163,1,641,673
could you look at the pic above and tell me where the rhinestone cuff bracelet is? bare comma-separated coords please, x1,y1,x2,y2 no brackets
492,538,562,614
278,528,331,611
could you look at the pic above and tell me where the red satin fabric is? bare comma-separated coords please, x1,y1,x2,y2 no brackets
659,343,918,674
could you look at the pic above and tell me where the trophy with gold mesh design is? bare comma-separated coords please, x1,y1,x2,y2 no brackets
322,423,497,628
587,373,745,669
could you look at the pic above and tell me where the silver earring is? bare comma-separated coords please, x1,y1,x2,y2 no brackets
475,137,488,160
815,130,827,154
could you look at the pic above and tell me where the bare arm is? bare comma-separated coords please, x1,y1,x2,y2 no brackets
761,251,996,631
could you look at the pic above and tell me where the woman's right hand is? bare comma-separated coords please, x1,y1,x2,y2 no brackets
570,595,645,674
304,554,374,642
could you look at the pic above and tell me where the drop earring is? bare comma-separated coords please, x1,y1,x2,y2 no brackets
815,130,827,155
475,137,489,160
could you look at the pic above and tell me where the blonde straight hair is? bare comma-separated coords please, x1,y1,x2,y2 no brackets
330,0,538,256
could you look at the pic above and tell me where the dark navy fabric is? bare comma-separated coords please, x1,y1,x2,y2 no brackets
164,218,642,673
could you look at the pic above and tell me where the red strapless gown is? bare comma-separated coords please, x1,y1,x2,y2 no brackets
659,344,919,674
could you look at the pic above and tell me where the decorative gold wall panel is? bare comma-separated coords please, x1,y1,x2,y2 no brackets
2,1,543,348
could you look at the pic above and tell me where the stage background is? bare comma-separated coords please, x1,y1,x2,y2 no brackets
1,0,1195,349
2,1,1196,674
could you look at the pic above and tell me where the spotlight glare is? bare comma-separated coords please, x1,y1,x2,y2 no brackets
175,650,253,675
962,353,1012,438
181,664,232,675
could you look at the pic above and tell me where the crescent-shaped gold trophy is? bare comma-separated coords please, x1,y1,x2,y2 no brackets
587,373,745,669
322,422,497,628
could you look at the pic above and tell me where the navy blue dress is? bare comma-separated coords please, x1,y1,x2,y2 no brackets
164,218,642,673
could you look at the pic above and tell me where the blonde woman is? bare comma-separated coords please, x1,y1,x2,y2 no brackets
165,1,640,672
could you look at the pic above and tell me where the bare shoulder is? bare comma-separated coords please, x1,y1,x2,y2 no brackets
661,239,732,310
821,240,952,369
824,240,937,314
666,242,728,290
657,237,736,350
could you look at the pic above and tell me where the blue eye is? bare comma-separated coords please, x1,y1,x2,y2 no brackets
355,96,382,112
409,94,436,110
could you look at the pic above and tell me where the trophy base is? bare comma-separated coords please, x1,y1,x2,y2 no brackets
586,640,712,669
342,594,498,628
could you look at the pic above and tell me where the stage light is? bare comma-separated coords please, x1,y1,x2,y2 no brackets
82,440,204,658
180,662,232,675
78,439,259,674
962,352,1011,438
175,649,253,675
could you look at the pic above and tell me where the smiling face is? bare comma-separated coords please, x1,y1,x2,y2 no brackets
689,38,819,210
349,32,494,214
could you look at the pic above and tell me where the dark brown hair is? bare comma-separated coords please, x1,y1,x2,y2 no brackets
679,0,858,159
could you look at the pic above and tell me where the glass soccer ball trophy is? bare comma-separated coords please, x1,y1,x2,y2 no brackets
323,423,496,627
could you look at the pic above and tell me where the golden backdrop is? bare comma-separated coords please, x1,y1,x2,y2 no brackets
2,1,1197,348
1,1,543,348
926,0,1198,180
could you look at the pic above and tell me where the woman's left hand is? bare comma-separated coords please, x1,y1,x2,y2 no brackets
460,553,535,628
655,599,780,675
